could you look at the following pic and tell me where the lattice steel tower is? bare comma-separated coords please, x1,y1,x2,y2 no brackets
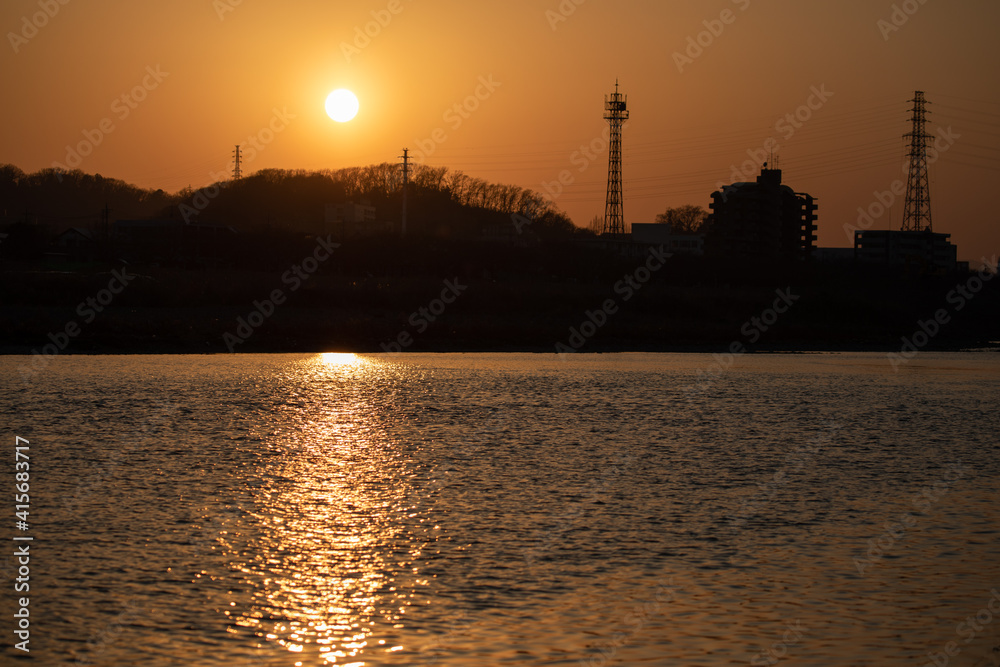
603,81,629,236
232,145,242,180
399,148,410,237
902,91,933,232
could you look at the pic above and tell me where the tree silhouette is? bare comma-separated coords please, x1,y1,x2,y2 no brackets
0,162,575,250
655,205,709,234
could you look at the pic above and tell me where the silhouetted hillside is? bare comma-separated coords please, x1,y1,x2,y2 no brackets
0,163,573,241
0,164,174,222
172,163,568,238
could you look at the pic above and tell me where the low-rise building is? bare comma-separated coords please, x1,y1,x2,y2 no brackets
54,227,96,249
113,219,237,264
326,201,378,237
631,223,704,256
813,247,855,263
854,229,958,272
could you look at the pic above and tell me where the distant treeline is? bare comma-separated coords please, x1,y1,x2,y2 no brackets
0,163,174,221
0,162,575,239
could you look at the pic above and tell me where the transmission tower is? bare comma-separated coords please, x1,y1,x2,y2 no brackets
399,148,410,237
232,145,242,180
901,91,932,232
602,80,629,236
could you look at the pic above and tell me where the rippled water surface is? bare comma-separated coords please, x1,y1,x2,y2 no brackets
2,352,999,666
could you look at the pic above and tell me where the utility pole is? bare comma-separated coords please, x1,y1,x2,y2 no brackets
603,80,629,237
101,203,111,243
399,148,410,237
232,145,242,180
901,91,933,232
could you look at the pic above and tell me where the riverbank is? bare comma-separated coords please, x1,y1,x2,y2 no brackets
2,267,997,355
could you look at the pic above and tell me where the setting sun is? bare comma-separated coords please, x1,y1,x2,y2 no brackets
325,89,359,123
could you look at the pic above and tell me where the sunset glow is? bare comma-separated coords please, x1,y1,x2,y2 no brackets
2,2,997,260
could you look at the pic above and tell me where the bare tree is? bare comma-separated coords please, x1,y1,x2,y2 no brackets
655,205,708,234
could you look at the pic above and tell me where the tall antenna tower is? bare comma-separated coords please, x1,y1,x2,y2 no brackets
399,148,410,237
602,80,629,236
901,91,932,232
232,145,242,180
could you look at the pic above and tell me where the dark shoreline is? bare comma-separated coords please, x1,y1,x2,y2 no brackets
2,342,998,356
3,259,998,358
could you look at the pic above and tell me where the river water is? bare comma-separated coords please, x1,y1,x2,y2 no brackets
2,352,999,666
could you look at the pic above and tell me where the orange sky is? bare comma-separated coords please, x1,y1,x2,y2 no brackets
3,0,998,263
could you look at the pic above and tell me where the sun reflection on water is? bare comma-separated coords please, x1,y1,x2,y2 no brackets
319,352,363,367
227,353,425,665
